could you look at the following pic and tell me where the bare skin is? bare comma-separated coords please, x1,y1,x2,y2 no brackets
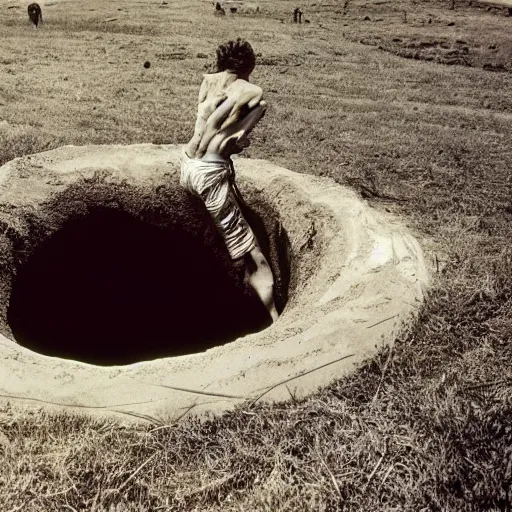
186,70,263,160
205,99,267,158
188,99,279,322
204,102,278,322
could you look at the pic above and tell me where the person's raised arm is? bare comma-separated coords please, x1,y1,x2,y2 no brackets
207,101,267,159
196,97,237,157
220,82,263,130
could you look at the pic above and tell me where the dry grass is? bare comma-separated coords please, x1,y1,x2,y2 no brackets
1,0,512,509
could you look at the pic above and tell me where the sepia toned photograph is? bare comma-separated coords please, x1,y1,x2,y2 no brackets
0,0,511,509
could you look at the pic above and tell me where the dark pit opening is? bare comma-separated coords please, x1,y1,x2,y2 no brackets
7,190,290,366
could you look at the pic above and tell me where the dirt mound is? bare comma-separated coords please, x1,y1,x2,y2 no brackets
0,144,428,424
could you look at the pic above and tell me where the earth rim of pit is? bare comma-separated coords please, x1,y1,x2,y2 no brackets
0,144,429,424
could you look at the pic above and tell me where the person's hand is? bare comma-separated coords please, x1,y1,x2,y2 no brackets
200,100,267,158
220,82,263,130
218,101,267,157
219,132,250,156
196,97,237,156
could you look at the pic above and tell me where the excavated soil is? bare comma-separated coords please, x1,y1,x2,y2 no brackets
3,174,290,365
0,144,428,423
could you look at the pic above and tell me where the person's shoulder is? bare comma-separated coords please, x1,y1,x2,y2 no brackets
201,72,216,85
203,71,237,85
227,78,262,95
199,72,236,99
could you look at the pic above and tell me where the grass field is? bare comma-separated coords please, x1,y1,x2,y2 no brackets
1,0,512,509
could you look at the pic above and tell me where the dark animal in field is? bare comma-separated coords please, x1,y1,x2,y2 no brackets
293,7,303,23
27,3,42,28
508,7,512,16
215,2,226,15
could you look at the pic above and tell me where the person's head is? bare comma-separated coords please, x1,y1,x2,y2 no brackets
216,38,256,79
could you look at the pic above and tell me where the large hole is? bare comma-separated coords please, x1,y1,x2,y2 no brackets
6,186,290,366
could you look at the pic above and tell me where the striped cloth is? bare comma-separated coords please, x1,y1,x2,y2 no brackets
180,151,256,260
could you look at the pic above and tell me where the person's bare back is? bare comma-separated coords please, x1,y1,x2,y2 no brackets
185,40,264,160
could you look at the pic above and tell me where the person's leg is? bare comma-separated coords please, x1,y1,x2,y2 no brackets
245,245,279,322
196,153,278,322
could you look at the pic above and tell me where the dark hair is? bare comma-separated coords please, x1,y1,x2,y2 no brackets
216,38,256,77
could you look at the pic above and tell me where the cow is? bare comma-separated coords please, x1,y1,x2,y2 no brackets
27,3,42,28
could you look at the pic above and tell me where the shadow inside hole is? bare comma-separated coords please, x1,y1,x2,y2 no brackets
7,208,273,365
237,192,291,315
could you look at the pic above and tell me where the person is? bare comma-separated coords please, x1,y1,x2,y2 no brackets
181,40,279,322
185,38,264,160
